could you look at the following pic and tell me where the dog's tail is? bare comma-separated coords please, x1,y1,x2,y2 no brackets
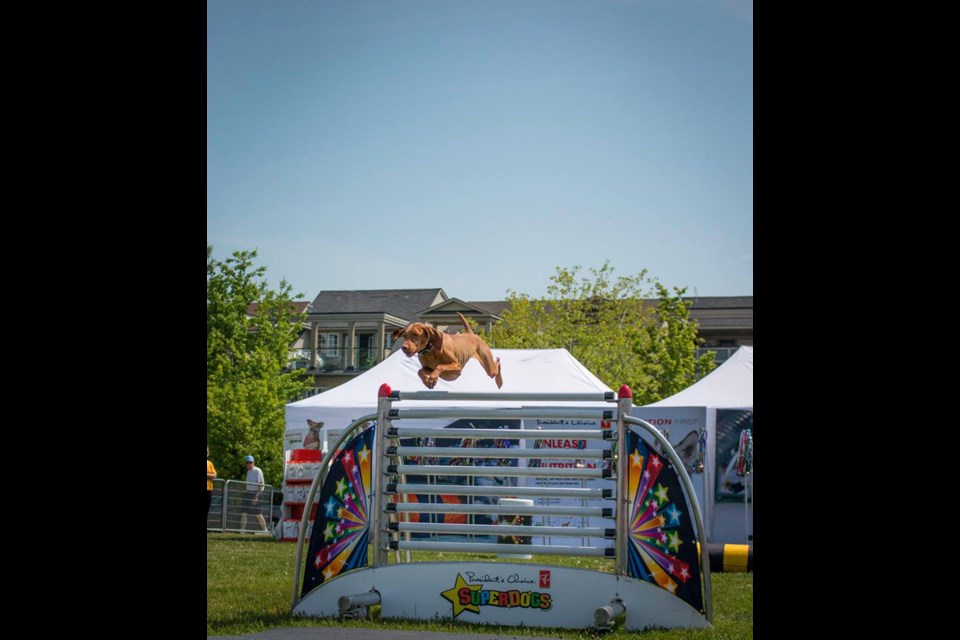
456,311,475,334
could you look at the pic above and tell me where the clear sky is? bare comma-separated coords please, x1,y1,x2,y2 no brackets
207,0,752,303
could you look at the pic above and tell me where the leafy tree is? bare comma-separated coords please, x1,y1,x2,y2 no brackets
207,246,311,486
488,261,716,405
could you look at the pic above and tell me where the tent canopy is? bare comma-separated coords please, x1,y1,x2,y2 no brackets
285,348,614,442
645,346,753,409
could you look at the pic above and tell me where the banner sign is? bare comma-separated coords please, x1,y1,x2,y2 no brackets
630,407,708,512
520,418,615,547
715,409,753,503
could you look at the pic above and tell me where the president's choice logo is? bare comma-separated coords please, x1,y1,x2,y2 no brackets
440,573,553,618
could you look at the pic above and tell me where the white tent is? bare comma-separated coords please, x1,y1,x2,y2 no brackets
632,346,754,544
646,346,752,409
284,348,614,450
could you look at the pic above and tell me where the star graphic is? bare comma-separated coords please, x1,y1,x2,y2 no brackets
666,504,681,525
358,445,370,463
440,573,481,618
324,496,339,517
630,450,642,467
680,566,690,580
335,477,348,498
323,566,335,580
655,484,669,504
665,580,677,594
324,522,335,542
342,451,353,465
650,455,662,469
667,531,681,552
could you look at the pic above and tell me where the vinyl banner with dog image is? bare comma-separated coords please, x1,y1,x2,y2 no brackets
714,409,753,503
630,407,709,513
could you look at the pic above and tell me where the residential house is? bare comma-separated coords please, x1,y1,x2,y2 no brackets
297,289,752,395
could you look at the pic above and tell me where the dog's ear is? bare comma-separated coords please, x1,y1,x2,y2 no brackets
427,325,443,351
391,327,404,340
307,419,319,428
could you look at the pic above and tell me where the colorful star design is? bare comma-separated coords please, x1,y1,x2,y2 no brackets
358,445,370,463
324,496,338,517
440,573,481,618
631,450,642,467
335,477,348,498
667,531,681,552
666,504,681,525
655,483,669,504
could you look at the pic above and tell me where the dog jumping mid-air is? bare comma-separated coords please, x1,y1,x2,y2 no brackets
392,312,503,389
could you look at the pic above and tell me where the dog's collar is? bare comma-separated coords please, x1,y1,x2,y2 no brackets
417,342,434,356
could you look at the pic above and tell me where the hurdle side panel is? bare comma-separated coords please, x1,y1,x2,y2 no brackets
293,562,710,630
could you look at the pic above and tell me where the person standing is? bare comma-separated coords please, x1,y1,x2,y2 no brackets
240,455,267,532
206,446,217,525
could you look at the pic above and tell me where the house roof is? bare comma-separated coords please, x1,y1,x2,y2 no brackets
308,289,447,322
245,301,311,316
688,296,753,309
468,300,513,316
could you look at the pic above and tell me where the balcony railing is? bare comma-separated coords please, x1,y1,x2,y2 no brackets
695,346,740,364
287,347,385,373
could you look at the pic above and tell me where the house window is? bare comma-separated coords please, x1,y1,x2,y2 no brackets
319,333,340,356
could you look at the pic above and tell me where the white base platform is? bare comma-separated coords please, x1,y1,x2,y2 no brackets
294,562,709,630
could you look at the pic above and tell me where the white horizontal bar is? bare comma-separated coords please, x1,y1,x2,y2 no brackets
395,522,613,538
391,503,611,517
393,446,607,459
390,464,608,479
391,484,609,499
389,428,610,440
391,390,615,402
391,540,613,558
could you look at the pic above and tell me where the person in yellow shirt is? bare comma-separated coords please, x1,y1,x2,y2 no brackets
207,446,217,523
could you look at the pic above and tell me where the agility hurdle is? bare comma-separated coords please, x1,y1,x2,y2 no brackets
291,384,712,631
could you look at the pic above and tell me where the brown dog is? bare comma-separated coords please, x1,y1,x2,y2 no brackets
303,419,324,450
392,312,503,389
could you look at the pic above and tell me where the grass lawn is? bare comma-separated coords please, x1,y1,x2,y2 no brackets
207,533,752,638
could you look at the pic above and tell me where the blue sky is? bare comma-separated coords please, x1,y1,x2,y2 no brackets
207,0,752,303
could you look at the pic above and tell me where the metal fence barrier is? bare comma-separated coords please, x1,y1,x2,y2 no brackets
207,478,276,534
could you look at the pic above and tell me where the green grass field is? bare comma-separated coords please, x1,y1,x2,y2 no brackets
207,534,752,638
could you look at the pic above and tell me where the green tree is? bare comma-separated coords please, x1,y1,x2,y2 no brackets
207,246,311,486
488,262,716,405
